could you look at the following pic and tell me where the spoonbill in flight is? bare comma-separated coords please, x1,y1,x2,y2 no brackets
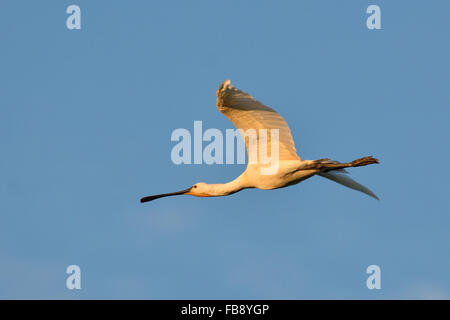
140,80,379,203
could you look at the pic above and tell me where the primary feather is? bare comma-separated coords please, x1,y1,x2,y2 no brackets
318,171,379,200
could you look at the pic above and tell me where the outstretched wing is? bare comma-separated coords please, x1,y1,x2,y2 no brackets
318,171,379,200
216,80,300,161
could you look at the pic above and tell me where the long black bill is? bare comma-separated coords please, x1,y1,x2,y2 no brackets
140,187,192,203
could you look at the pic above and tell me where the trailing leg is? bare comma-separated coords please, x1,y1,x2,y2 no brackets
304,156,379,172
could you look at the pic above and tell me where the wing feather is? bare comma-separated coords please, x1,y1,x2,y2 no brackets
216,80,300,161
318,171,379,200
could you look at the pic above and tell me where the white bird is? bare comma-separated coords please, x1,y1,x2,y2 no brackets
140,80,379,203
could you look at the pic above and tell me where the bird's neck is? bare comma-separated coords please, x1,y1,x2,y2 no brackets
207,174,249,196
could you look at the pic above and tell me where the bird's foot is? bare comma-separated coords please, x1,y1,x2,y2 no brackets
351,156,379,167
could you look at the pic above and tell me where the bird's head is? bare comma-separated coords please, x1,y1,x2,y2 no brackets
140,182,211,203
185,182,211,197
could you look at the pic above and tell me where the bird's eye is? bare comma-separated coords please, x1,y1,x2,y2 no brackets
193,185,197,188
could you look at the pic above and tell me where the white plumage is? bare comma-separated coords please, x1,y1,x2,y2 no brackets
141,80,379,203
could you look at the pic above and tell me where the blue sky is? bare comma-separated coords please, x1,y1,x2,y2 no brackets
1,0,449,299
